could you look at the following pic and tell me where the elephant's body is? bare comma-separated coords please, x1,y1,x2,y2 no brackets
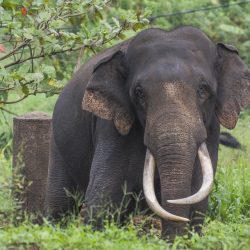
46,39,146,215
46,27,250,237
47,39,149,216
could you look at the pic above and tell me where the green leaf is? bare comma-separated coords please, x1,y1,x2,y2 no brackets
23,32,33,40
53,44,62,51
37,11,51,22
50,20,65,29
41,65,56,78
0,68,8,77
0,89,8,102
25,72,44,83
132,22,143,32
219,24,244,35
112,17,120,28
17,64,30,74
118,33,126,40
21,85,29,95
47,79,62,88
94,8,103,20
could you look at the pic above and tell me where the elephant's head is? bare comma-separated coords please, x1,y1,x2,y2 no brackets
82,27,250,223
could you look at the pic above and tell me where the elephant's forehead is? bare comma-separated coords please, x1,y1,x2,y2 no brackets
129,46,217,93
127,36,216,75
127,27,216,59
129,42,212,66
132,58,209,86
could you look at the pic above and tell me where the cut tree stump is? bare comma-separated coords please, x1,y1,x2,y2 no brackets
12,112,52,215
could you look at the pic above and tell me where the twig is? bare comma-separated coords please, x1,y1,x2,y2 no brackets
0,108,12,130
0,107,17,116
0,90,60,105
0,81,34,92
27,44,34,72
4,46,86,68
60,11,87,19
0,41,30,61
0,94,30,104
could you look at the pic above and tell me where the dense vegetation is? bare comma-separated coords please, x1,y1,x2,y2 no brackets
0,0,250,249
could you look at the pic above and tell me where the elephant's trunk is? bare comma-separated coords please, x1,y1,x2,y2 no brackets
143,143,213,221
143,114,212,225
167,142,213,205
143,149,190,222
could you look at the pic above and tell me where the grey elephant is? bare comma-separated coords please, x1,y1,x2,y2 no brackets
45,26,250,237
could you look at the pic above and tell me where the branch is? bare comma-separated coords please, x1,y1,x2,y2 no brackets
0,86,16,91
0,40,30,61
60,11,87,19
0,81,34,92
0,94,30,104
27,44,34,72
0,90,60,105
4,28,126,68
4,45,86,68
0,107,17,115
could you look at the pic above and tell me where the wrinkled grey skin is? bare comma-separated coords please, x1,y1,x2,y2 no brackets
45,27,250,237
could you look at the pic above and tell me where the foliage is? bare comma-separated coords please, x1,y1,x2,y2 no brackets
0,0,148,107
117,0,250,64
2,219,249,250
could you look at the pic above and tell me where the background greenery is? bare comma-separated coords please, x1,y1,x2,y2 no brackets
0,0,250,249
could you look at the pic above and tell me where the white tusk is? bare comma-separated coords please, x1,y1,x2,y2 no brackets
167,142,213,205
143,149,189,222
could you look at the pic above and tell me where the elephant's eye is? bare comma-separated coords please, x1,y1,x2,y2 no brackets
134,86,145,105
197,84,210,100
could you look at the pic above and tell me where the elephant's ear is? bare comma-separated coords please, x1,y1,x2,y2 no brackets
82,50,134,135
215,43,250,129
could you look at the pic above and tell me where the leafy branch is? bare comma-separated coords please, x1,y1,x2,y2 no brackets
0,0,148,106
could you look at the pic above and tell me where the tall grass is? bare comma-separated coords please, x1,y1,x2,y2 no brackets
0,95,249,249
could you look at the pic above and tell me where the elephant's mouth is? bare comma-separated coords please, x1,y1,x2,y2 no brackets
143,142,213,222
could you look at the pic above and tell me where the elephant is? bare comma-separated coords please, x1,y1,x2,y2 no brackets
45,26,250,238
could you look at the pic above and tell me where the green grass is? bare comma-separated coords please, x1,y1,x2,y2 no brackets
0,95,250,249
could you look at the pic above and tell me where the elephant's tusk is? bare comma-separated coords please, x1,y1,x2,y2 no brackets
167,142,214,205
143,149,190,222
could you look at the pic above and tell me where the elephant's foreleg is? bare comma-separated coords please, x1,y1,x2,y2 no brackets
82,119,145,226
83,147,131,225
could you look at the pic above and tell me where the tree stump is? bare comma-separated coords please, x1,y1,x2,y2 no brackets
12,112,52,215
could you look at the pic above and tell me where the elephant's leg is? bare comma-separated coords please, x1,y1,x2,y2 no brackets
190,200,209,233
45,135,78,220
82,119,145,226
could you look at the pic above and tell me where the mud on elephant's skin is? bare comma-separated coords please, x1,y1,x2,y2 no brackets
45,26,250,237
